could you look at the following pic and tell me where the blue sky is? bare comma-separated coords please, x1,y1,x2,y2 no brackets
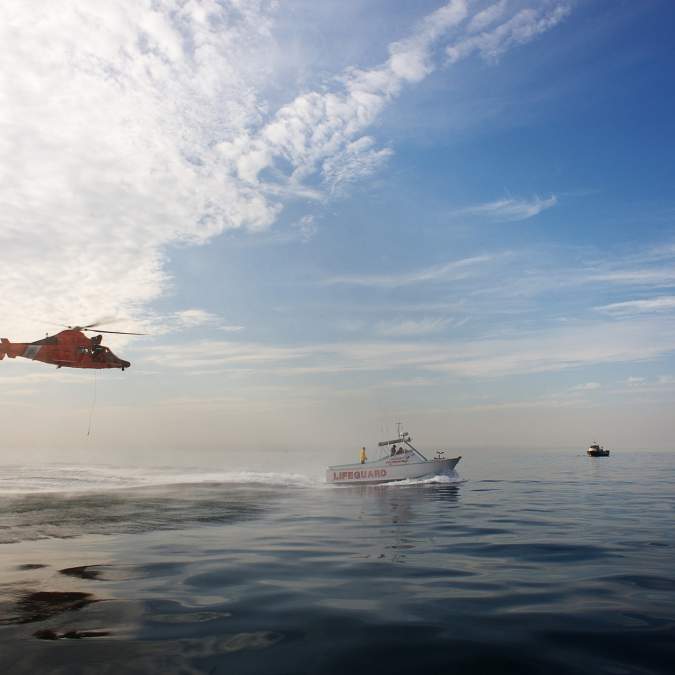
1,0,675,461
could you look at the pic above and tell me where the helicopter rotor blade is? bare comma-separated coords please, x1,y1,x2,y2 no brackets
82,328,146,336
61,317,142,333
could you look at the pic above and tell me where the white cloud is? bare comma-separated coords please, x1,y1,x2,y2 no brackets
424,318,675,377
323,254,494,287
221,0,471,190
604,374,675,397
447,3,570,63
467,1,509,34
296,214,317,242
143,316,675,380
322,137,394,194
0,0,279,338
375,317,451,337
626,376,646,385
173,310,222,329
169,309,243,333
572,382,601,391
455,195,558,221
596,296,675,314
586,270,675,286
0,0,571,338
457,396,588,413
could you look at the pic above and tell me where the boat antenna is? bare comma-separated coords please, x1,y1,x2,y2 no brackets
396,421,403,439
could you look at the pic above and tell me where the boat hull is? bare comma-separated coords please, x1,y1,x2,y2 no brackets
587,449,610,457
326,456,461,485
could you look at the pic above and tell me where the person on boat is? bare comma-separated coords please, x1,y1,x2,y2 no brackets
390,444,397,457
360,447,367,464
396,446,405,455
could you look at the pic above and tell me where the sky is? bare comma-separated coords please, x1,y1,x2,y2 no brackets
1,0,675,466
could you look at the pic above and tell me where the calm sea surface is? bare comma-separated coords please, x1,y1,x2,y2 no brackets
1,451,674,674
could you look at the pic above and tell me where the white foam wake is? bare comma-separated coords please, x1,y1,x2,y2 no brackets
381,471,465,487
0,465,319,494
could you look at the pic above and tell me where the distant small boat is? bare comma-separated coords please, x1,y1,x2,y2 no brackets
326,429,461,485
587,442,610,457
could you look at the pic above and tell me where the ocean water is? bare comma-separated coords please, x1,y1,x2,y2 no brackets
0,451,674,674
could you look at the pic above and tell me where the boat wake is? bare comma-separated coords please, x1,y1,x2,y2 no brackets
0,465,318,495
0,465,461,544
382,471,465,487
0,466,320,544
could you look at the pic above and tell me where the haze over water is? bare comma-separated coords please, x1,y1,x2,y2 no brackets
1,451,674,674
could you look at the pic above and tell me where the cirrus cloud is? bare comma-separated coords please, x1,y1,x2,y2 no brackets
453,195,558,222
0,0,570,339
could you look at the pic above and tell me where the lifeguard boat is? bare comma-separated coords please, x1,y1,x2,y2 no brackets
326,429,461,485
587,442,610,457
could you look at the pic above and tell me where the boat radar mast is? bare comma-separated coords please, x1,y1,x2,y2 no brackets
377,427,428,461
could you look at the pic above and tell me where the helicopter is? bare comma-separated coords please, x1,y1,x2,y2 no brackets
0,322,143,371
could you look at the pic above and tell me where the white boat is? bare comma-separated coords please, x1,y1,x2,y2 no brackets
326,429,461,485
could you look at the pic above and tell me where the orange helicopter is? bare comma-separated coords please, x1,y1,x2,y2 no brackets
0,323,142,371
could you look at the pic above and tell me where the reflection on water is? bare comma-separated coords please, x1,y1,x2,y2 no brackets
0,484,272,544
